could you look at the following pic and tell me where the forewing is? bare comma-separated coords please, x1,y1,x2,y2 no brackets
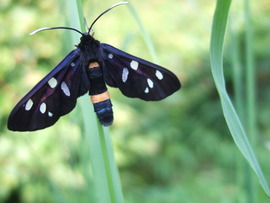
98,44,181,101
8,49,90,131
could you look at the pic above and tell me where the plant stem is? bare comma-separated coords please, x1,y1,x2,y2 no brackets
64,1,124,202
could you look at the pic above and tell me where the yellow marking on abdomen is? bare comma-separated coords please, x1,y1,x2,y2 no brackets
89,62,99,69
90,91,110,104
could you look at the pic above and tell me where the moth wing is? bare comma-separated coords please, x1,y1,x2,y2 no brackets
98,43,181,101
8,49,90,131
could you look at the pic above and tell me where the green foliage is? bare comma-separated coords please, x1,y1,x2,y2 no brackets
1,0,270,203
210,0,270,200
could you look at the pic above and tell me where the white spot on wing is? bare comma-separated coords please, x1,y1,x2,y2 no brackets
130,60,139,70
144,87,149,93
25,99,33,111
61,82,70,97
108,54,113,59
48,77,57,88
122,68,129,83
155,70,163,80
40,103,46,114
147,78,154,88
48,112,53,117
71,62,75,67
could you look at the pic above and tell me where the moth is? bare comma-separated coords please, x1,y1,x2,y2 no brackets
8,2,181,131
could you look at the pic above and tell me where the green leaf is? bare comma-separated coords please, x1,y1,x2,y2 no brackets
210,0,270,196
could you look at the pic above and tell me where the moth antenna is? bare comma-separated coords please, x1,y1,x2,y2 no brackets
88,1,128,34
30,27,83,36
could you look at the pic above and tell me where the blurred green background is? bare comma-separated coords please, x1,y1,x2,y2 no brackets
1,0,270,202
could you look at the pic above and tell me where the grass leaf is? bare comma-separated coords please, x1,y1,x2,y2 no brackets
64,1,124,202
210,0,270,196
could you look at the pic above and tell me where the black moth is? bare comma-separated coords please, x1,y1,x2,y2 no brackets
8,2,181,131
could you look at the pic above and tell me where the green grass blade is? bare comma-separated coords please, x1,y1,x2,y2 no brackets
64,1,124,202
244,0,257,200
244,0,256,145
210,0,270,196
127,1,159,63
229,17,255,203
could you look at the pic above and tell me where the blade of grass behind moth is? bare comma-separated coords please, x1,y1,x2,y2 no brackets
243,0,257,200
244,0,257,148
61,0,99,201
229,15,256,203
210,0,270,196
127,1,159,64
65,1,124,202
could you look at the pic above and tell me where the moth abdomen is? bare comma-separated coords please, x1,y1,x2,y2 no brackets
88,62,114,126
87,62,107,95
92,98,113,126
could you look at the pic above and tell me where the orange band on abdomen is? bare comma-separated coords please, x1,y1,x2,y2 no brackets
89,62,100,69
90,91,110,104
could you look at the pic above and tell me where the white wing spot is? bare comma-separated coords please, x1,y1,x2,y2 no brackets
25,99,33,111
144,87,149,93
71,62,75,67
40,103,46,114
48,112,53,117
155,70,163,80
48,77,57,88
61,82,71,97
147,78,154,88
130,60,139,70
108,53,113,59
122,68,129,83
